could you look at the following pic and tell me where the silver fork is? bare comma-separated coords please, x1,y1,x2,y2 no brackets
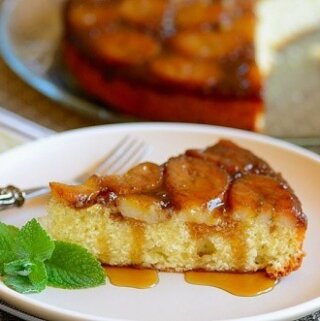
0,136,150,211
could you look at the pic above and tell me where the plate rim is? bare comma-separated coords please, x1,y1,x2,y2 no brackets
0,122,319,164
0,122,320,321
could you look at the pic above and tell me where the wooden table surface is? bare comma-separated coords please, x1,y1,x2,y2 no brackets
0,55,100,132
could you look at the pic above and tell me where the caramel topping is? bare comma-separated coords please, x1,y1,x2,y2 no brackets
91,29,161,66
66,0,260,98
50,139,305,229
150,55,221,89
170,30,247,60
175,3,222,29
119,0,166,29
67,1,119,30
101,162,163,195
49,182,99,208
164,155,230,211
229,174,305,224
187,139,274,177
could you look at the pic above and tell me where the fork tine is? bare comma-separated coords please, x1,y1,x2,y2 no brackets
97,137,138,174
74,135,131,182
78,136,150,179
110,141,149,174
1,136,150,209
122,143,151,172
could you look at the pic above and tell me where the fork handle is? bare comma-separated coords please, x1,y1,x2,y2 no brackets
0,185,25,211
0,185,50,211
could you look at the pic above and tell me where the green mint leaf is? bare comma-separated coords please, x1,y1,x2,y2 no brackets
16,219,54,261
3,274,45,294
4,259,33,277
4,259,47,293
29,259,47,290
0,223,19,275
46,241,105,289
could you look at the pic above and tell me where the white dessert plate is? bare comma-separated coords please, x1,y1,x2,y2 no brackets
0,123,320,321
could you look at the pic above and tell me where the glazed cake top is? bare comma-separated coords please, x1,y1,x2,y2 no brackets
65,0,261,100
50,140,306,228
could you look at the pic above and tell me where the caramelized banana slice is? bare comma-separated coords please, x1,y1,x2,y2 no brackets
67,1,119,30
92,29,161,66
221,14,255,41
119,0,166,29
176,3,221,29
171,30,243,60
150,55,220,88
222,0,255,14
228,174,305,225
101,162,163,195
164,155,229,212
50,182,99,208
187,140,273,177
117,194,169,223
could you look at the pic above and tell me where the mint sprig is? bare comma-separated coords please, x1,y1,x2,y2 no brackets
16,219,54,261
0,223,19,275
46,241,105,289
4,259,47,293
0,219,105,293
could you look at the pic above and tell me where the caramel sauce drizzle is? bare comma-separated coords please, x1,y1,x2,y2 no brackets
104,267,277,296
185,271,278,297
97,232,110,263
104,267,159,289
130,222,145,264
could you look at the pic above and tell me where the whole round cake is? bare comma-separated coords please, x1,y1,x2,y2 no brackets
63,0,263,130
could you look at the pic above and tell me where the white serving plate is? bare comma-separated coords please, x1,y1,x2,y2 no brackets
0,123,320,321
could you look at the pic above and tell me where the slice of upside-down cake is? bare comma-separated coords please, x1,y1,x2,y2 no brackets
42,140,307,279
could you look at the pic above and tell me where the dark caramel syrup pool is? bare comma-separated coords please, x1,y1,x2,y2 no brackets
185,271,278,296
104,267,278,296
